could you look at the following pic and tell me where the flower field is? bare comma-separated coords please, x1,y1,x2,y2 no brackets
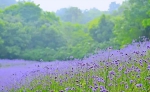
0,41,150,92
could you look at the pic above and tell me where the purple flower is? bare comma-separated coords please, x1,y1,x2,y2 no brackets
148,65,150,70
94,86,99,89
100,85,109,92
89,85,93,89
118,67,122,71
100,85,105,90
125,85,128,89
147,46,150,49
100,89,109,92
92,87,97,92
137,75,140,78
65,87,69,91
136,84,142,87
109,71,115,75
97,77,105,83
135,67,141,73
108,83,112,86
130,80,133,83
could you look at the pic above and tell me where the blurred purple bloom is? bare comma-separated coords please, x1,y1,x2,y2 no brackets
136,84,142,87
147,46,150,49
148,65,150,70
100,89,109,92
130,80,133,83
65,87,69,91
125,85,128,89
118,67,122,71
97,77,105,83
109,71,115,75
100,85,105,90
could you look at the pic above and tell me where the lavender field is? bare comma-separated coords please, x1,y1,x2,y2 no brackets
0,41,150,92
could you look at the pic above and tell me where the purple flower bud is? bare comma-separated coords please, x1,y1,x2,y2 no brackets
125,85,128,89
94,86,99,89
137,75,140,78
92,87,97,92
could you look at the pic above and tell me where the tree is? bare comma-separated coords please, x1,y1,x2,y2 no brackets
113,0,150,47
56,7,82,23
82,8,102,24
0,19,4,45
4,2,42,22
18,2,42,22
89,14,114,43
108,2,120,13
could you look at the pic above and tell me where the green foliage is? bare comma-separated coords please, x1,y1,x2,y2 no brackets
82,8,102,24
0,2,98,61
4,2,42,22
89,14,114,43
0,2,65,60
113,0,150,47
56,7,102,24
18,2,42,22
56,7,82,23
0,0,150,61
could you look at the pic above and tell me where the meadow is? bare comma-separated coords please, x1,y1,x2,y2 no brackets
0,0,150,92
0,41,149,92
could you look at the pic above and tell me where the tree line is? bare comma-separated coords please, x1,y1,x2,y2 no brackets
0,0,149,61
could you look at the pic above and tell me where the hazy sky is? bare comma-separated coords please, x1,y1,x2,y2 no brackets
30,0,124,12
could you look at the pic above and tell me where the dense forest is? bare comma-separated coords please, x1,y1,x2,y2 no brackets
0,0,150,61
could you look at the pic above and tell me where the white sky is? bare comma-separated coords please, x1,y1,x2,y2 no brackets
26,0,124,12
